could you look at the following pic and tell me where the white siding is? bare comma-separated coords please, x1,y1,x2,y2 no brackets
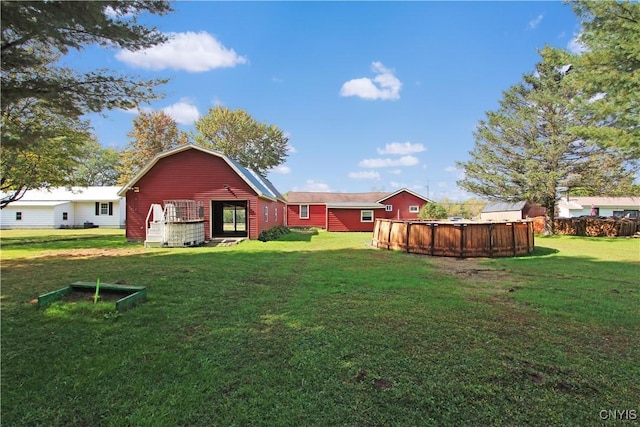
0,205,64,228
75,201,122,228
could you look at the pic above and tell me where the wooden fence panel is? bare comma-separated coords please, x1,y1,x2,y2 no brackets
407,222,433,254
461,223,492,257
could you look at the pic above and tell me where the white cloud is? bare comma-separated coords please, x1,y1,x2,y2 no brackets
116,31,248,72
348,171,381,180
104,5,136,19
389,169,402,175
390,180,405,189
340,62,402,101
294,179,332,192
377,142,425,155
271,165,291,174
162,100,200,125
445,165,465,180
567,32,587,54
287,144,297,154
359,155,419,168
529,14,543,29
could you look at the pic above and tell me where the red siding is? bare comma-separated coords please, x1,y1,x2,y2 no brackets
380,192,428,220
257,199,286,233
327,208,385,232
124,149,270,240
286,203,326,228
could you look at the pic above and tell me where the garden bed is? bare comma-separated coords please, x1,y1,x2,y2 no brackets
38,281,147,312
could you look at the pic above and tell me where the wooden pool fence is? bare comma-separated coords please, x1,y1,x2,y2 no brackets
372,219,535,258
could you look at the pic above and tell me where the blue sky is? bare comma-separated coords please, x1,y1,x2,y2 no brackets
76,1,582,200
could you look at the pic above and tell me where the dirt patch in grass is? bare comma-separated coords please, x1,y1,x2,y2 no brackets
31,248,147,260
425,256,511,283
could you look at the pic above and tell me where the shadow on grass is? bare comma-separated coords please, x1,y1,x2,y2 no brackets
528,246,560,257
272,229,319,242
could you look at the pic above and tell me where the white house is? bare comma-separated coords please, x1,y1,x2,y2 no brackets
557,196,640,219
0,187,125,229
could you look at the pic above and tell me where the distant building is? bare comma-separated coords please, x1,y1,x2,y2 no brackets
285,189,431,232
557,197,640,219
1,187,125,229
480,201,545,221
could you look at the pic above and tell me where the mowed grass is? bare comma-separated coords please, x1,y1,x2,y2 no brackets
1,229,638,426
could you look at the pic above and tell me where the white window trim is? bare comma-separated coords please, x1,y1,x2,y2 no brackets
299,204,309,219
100,202,109,215
264,206,269,222
274,206,278,222
361,210,374,222
385,205,393,212
409,205,419,213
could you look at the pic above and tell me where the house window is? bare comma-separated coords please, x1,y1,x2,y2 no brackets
264,206,269,222
95,202,113,216
409,206,419,213
16,212,22,220
62,212,68,221
385,205,393,212
300,204,309,219
361,210,374,222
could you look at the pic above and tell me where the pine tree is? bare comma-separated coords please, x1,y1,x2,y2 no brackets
457,47,634,234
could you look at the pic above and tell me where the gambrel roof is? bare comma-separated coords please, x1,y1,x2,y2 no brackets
117,145,285,202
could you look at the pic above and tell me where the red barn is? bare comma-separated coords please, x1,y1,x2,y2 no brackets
118,145,286,244
286,189,431,232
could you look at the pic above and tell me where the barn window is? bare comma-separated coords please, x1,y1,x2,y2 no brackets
16,212,22,220
264,206,269,222
361,210,374,222
300,204,309,219
62,212,68,221
385,205,393,212
274,206,278,222
409,205,419,213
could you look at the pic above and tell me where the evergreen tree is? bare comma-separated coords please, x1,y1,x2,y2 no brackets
569,0,640,158
457,47,634,235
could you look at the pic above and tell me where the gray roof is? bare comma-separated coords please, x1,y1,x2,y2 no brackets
482,201,527,213
326,202,385,209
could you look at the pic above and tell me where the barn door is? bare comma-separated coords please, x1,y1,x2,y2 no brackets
211,201,248,238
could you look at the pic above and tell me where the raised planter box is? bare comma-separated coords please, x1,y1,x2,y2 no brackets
38,281,147,312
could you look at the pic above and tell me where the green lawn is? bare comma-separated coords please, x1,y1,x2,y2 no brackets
1,229,639,426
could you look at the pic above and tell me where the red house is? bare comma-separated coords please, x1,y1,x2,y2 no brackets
118,145,286,243
285,189,431,232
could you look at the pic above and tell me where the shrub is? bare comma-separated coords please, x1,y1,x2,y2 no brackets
258,225,291,242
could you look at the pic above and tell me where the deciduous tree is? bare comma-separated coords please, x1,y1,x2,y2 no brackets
418,202,447,220
1,1,172,206
72,139,122,186
118,111,189,185
194,106,289,176
1,0,171,119
1,104,91,208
